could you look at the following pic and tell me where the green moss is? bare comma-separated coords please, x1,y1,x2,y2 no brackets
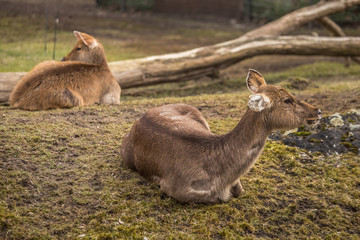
339,142,358,154
294,131,311,136
341,132,349,141
309,138,323,143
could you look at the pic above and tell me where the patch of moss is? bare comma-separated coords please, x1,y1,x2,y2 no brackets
341,132,349,142
294,131,311,136
339,142,358,154
308,138,323,143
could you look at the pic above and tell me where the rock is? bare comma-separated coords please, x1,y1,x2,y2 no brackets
329,113,344,127
269,112,360,155
347,109,360,115
350,124,360,131
283,128,298,136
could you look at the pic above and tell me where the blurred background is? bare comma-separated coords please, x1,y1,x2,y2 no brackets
1,0,359,72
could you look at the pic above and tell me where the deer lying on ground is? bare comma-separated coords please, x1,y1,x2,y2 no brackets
10,31,120,110
121,69,322,203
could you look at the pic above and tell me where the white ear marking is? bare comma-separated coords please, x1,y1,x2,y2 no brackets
89,40,98,49
247,84,258,94
248,94,271,112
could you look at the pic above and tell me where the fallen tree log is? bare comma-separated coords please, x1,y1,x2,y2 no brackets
110,35,360,88
1,35,360,102
1,0,360,102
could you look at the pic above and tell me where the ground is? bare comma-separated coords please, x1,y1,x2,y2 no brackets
1,1,360,239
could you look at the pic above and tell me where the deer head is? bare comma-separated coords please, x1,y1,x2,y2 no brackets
247,69,321,131
61,31,107,66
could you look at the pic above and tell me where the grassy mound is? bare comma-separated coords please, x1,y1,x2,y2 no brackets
1,72,360,239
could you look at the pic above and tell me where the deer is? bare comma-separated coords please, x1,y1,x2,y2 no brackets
121,69,322,204
9,31,120,110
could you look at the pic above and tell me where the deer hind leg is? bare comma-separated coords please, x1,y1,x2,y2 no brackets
156,177,221,203
38,88,84,109
101,91,120,105
39,88,84,109
230,179,244,198
11,88,83,110
155,178,203,203
171,179,220,203
56,88,84,108
101,82,120,105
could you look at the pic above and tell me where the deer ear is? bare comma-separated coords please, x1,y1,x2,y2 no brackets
248,94,271,112
73,31,98,48
246,69,267,94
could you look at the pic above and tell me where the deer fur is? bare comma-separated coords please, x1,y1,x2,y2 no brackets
9,31,120,110
121,69,322,203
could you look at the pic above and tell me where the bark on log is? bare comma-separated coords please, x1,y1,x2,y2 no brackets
1,0,360,102
0,72,27,102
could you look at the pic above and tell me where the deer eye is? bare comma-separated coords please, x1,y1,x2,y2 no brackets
284,98,293,104
76,47,81,51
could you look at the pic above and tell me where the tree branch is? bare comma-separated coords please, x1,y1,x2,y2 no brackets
317,16,360,65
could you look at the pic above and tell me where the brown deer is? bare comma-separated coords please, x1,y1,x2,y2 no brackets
9,31,120,110
121,69,322,203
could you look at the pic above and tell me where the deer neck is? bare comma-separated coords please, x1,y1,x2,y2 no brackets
94,56,108,68
91,47,109,68
217,109,270,180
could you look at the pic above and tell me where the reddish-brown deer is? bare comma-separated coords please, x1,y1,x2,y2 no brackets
10,31,120,110
121,69,322,203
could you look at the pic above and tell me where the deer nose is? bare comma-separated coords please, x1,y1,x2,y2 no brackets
61,57,66,62
316,108,322,118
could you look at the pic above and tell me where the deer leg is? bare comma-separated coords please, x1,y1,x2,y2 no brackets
101,91,120,105
101,83,120,105
159,178,219,203
16,88,83,110
57,88,84,108
231,180,244,198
